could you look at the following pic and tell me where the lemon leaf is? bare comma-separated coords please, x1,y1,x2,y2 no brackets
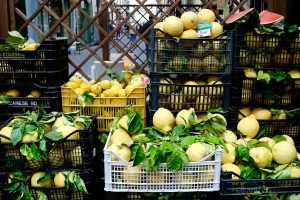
131,144,145,166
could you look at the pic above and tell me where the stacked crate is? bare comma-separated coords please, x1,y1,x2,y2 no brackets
147,28,234,124
0,114,97,199
221,25,300,195
0,39,69,125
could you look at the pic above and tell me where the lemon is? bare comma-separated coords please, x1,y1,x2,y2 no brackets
100,80,112,90
235,138,251,147
250,147,272,168
159,78,173,94
88,80,96,85
183,81,198,100
168,93,184,110
6,89,20,97
123,166,141,183
70,77,83,86
153,108,175,133
80,82,91,92
238,108,252,119
237,114,259,138
109,143,131,162
52,117,64,130
221,163,241,180
74,88,85,96
31,172,53,187
70,146,83,166
123,71,132,83
195,95,211,111
207,75,220,83
222,143,236,164
125,85,136,96
175,108,196,128
90,84,102,95
272,141,297,164
102,89,117,97
56,125,79,140
282,135,295,145
210,22,223,39
30,90,41,97
111,129,132,147
241,89,252,105
117,115,129,131
21,132,38,142
252,108,272,120
180,30,199,39
117,89,126,97
0,127,12,143
154,22,165,37
211,113,227,127
48,148,64,167
27,94,35,98
244,68,257,78
186,142,208,162
54,172,65,187
287,166,300,178
181,11,199,30
111,84,123,91
259,137,276,148
198,9,216,22
220,130,237,145
65,81,79,90
163,16,184,37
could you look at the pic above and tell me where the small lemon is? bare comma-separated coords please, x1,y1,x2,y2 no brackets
30,90,41,97
102,89,117,97
88,80,96,85
70,77,83,86
125,85,136,96
65,82,79,90
111,84,123,91
100,80,112,90
123,71,132,83
80,82,91,92
90,84,102,95
6,89,20,97
74,88,85,96
117,89,126,97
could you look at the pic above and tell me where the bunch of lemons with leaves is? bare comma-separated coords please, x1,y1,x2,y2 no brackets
64,68,148,106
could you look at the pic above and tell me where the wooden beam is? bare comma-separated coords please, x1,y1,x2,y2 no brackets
8,0,16,31
0,0,9,38
99,2,109,61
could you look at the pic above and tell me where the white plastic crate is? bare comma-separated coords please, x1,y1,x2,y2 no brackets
104,131,222,192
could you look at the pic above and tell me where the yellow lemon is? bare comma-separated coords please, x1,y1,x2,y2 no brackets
30,90,41,97
90,84,102,95
70,77,83,86
65,82,79,90
80,82,91,92
100,80,112,90
6,89,20,97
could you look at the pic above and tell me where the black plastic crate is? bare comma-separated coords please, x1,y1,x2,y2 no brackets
220,171,300,195
149,29,233,74
0,115,97,172
40,38,68,50
228,107,300,144
149,73,231,113
230,70,300,107
0,87,62,125
3,170,94,200
233,25,300,70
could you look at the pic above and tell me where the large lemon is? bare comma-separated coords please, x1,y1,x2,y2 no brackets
31,172,53,187
272,141,297,164
181,11,199,30
154,22,164,37
186,142,208,162
163,16,184,37
70,146,83,166
221,163,241,180
153,108,175,133
180,30,198,39
237,114,259,138
222,143,236,164
111,128,132,147
109,143,131,162
198,9,216,22
250,147,272,168
54,172,65,187
210,22,223,39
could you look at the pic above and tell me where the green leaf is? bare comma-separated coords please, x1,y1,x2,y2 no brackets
39,139,47,152
167,152,182,171
143,158,155,171
257,70,271,84
0,96,10,105
208,107,226,113
11,122,25,146
160,141,174,155
6,37,25,45
37,172,51,184
106,68,116,77
255,124,267,139
62,114,74,126
69,171,75,183
180,136,195,149
112,117,120,132
20,144,31,158
44,131,63,141
235,145,250,163
37,191,48,200
172,124,189,136
241,166,261,179
131,144,145,166
274,164,289,173
8,31,25,39
24,124,37,135
116,71,125,82
188,112,196,125
288,25,299,33
31,143,42,160
206,120,226,136
247,139,260,148
272,135,287,143
77,96,86,107
4,182,20,191
254,142,272,152
202,143,216,154
82,92,94,103
178,151,189,166
269,70,290,82
290,193,300,200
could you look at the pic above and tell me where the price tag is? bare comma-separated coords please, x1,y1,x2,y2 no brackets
198,22,212,38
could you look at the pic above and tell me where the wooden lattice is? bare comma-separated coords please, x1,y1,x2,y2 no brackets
8,0,249,81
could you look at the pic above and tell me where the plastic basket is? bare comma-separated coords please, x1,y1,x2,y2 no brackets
233,25,300,70
0,42,68,87
230,70,300,107
149,29,233,74
228,108,300,144
104,131,222,192
61,86,146,132
0,115,97,172
220,171,300,195
149,73,231,113
3,170,93,200
0,87,62,126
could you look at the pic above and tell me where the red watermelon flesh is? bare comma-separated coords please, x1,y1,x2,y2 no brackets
226,8,255,24
259,10,284,25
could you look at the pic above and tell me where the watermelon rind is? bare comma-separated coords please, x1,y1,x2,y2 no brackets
259,10,284,25
226,8,260,27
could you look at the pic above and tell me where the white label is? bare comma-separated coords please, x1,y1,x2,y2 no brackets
198,29,211,37
10,101,29,106
30,101,38,106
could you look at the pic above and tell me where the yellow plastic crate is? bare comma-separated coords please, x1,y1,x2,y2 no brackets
61,86,146,132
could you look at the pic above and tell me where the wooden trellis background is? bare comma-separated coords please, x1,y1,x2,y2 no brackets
1,0,251,81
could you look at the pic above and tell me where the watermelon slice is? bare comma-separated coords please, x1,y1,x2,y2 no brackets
259,10,284,25
226,8,259,27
